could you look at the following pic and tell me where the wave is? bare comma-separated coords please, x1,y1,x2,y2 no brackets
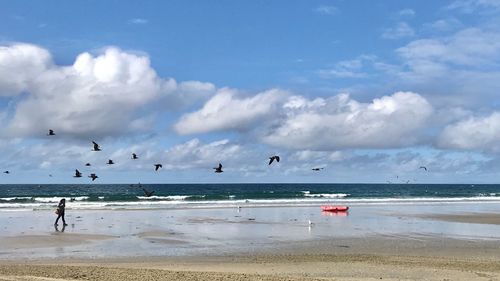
302,191,349,198
3,195,500,211
136,195,191,200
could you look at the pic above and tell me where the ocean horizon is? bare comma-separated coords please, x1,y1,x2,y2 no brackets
2,183,500,211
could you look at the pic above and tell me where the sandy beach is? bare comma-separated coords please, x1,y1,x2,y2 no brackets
2,203,500,280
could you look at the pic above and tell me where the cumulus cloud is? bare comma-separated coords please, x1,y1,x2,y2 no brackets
438,112,500,151
264,92,433,150
0,44,52,95
174,88,288,135
382,22,415,39
0,43,215,138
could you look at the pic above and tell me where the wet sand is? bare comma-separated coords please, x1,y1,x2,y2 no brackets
2,203,500,280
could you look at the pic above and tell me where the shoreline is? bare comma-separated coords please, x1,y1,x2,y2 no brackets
2,202,500,280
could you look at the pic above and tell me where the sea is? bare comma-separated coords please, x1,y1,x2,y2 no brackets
1,183,500,211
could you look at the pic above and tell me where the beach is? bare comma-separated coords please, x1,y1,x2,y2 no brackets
1,202,500,280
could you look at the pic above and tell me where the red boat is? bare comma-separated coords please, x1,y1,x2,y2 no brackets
321,205,349,212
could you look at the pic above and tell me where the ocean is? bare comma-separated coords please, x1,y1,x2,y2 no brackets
1,183,500,211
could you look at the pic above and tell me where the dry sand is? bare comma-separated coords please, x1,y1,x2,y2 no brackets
2,254,500,281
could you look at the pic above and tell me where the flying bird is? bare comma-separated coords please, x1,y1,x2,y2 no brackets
3,171,9,174
142,188,155,197
85,163,91,166
47,129,55,136
154,164,162,171
88,173,98,181
74,169,82,178
268,155,280,165
92,141,101,151
107,159,114,165
312,168,324,171
419,166,428,171
214,163,223,173
132,153,138,160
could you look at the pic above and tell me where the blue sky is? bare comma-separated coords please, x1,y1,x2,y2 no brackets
0,0,500,183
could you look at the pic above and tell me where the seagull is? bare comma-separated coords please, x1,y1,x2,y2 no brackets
47,129,55,136
3,171,9,174
154,164,162,171
419,166,428,171
214,163,223,173
132,153,138,160
269,155,280,165
312,168,324,171
107,159,114,165
74,169,82,178
142,188,155,197
92,141,101,151
85,163,91,166
89,173,98,181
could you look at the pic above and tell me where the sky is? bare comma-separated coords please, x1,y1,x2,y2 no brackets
0,0,500,184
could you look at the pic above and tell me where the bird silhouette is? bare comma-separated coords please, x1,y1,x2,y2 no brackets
3,171,9,174
269,155,280,165
142,188,155,197
74,169,82,178
214,163,223,173
47,129,55,136
85,163,91,166
154,164,162,171
312,168,324,171
419,166,428,171
107,159,114,165
92,141,101,151
88,173,98,181
132,153,138,160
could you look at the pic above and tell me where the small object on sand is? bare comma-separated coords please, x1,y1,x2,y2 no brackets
321,205,349,212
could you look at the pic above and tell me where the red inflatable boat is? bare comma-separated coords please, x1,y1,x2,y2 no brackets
321,205,349,212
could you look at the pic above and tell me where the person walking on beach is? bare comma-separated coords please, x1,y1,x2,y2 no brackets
54,198,68,226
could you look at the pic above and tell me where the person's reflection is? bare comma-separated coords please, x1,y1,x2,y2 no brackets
54,223,66,233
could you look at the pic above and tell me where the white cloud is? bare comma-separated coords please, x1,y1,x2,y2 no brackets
399,9,416,17
0,44,52,95
438,112,500,151
314,5,338,15
0,43,216,138
318,55,376,79
397,28,500,67
446,0,500,13
174,88,288,135
264,92,433,150
382,22,415,39
129,18,149,24
161,138,242,169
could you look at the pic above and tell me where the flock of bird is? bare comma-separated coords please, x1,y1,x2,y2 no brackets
3,129,428,194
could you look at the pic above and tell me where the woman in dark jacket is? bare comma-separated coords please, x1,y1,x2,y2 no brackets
54,198,68,226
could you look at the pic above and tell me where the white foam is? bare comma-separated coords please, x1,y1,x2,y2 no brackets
137,195,190,200
304,192,350,198
33,196,89,203
0,197,32,201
